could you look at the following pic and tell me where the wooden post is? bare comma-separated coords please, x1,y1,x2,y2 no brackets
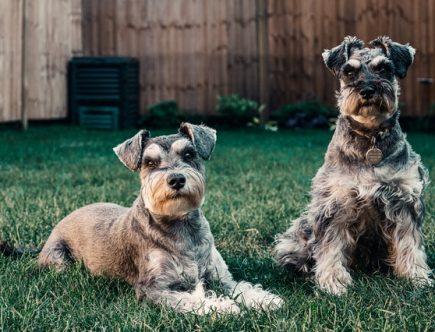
20,0,27,130
257,0,269,124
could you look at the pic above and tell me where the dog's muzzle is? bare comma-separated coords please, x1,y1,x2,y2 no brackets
143,168,205,216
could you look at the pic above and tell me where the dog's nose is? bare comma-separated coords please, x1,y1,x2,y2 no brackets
167,173,186,190
360,87,375,100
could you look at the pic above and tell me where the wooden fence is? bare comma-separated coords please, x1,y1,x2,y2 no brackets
1,0,434,123
0,0,81,124
267,0,435,116
82,0,260,115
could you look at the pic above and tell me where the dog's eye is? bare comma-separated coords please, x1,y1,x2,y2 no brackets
342,68,356,79
342,64,358,79
182,150,195,161
375,63,393,74
345,70,355,78
144,159,159,168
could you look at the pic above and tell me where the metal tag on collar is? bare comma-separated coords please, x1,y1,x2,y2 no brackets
366,136,383,165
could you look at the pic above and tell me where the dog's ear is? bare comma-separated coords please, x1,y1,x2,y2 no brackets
179,123,217,160
322,36,364,75
369,36,415,79
113,130,151,171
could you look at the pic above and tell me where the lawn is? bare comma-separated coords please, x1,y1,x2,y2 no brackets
0,125,434,331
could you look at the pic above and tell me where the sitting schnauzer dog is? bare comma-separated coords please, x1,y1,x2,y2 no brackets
274,36,432,295
37,123,283,314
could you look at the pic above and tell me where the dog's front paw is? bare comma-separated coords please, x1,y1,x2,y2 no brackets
214,297,241,314
394,264,433,288
316,269,352,296
409,274,433,288
236,287,284,311
195,296,240,315
252,292,284,311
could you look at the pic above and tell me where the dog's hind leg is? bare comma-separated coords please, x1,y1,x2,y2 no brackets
38,233,73,271
273,216,313,272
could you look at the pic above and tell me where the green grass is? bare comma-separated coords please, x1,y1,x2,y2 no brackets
0,125,434,331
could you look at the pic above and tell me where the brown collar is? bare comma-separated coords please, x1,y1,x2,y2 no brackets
345,112,398,140
344,112,399,166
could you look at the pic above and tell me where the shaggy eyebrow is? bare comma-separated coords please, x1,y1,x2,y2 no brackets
143,144,163,160
347,59,361,68
369,56,391,67
170,139,192,153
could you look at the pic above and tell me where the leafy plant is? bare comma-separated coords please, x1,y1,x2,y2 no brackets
216,95,277,130
247,104,278,132
216,95,258,119
273,101,337,129
139,100,179,128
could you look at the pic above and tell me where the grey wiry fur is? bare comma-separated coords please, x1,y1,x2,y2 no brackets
274,36,432,295
39,123,283,314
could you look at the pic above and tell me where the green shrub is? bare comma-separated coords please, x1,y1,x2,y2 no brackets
274,100,336,120
139,100,179,128
216,95,258,121
273,101,337,129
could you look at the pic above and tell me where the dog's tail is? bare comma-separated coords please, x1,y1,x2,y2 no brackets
0,240,41,257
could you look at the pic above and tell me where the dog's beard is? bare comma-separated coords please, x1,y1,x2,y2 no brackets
142,168,205,217
338,86,396,128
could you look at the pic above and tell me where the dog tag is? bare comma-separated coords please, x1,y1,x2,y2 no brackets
366,147,383,165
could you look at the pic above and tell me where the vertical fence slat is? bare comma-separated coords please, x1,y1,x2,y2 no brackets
0,0,23,122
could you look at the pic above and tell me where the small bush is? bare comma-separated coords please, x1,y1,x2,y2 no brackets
273,101,337,129
216,95,259,125
139,100,179,128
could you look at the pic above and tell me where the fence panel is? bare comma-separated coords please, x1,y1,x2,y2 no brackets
268,0,435,116
0,0,24,122
24,0,82,120
82,0,259,115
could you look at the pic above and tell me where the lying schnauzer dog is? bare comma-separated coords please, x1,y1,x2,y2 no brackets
36,123,282,314
274,36,432,295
